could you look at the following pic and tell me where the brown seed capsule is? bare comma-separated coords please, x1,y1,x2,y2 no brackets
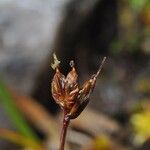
51,54,106,119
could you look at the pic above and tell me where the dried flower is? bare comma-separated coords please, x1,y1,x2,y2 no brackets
51,53,106,150
51,53,106,119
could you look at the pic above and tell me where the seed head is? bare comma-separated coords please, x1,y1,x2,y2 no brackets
51,54,106,119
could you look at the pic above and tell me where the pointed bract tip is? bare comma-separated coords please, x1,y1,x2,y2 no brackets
95,56,107,77
51,53,61,70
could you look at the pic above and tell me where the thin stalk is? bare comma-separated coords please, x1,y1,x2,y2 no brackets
59,112,70,150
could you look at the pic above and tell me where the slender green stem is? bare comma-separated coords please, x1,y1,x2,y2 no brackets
59,112,70,150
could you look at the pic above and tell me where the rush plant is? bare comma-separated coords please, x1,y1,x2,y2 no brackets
51,54,106,150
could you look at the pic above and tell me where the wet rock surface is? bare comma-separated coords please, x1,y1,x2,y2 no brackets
0,0,68,94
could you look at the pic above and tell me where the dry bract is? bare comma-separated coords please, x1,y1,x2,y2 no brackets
51,54,106,119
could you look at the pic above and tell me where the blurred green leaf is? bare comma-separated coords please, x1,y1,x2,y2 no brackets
0,79,39,141
129,0,149,11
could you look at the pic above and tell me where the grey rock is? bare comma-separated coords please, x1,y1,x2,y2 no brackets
0,0,68,94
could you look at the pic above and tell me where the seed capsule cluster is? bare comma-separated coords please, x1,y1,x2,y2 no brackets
51,54,106,119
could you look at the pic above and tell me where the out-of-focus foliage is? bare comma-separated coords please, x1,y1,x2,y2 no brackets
0,79,38,141
135,77,150,94
129,0,149,11
0,79,60,150
131,110,150,145
130,99,150,146
0,78,42,150
92,136,110,150
110,0,150,55
0,128,43,150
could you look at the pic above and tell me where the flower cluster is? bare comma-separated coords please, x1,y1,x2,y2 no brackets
51,54,106,119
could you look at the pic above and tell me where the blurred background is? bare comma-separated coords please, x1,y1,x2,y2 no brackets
0,0,149,149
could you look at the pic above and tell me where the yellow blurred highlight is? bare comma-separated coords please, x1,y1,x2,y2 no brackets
131,111,150,145
0,128,43,150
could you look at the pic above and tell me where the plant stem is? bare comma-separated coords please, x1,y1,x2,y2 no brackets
59,112,70,150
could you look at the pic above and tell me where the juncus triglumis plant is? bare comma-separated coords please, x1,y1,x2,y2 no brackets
51,54,106,150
